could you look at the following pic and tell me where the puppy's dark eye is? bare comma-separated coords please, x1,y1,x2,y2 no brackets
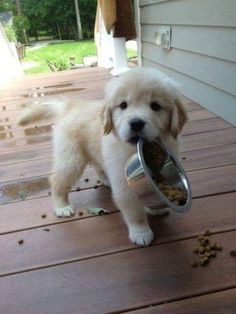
150,102,162,111
119,101,128,110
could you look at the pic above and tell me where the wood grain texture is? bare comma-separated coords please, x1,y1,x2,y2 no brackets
130,289,236,313
182,117,232,135
0,67,236,313
0,232,235,314
0,186,115,235
182,128,236,151
0,166,101,204
0,192,236,276
189,164,236,197
2,117,230,166
181,143,236,171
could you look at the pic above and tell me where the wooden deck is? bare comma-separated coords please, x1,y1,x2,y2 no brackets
0,67,235,313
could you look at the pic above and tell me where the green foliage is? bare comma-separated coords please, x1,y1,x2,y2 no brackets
0,0,16,13
13,15,30,43
4,23,16,42
53,60,69,71
0,0,97,42
21,0,97,41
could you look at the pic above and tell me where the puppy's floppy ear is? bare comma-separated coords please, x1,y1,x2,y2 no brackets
102,104,113,135
170,97,188,138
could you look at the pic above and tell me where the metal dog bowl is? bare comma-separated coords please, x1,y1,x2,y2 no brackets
125,138,192,213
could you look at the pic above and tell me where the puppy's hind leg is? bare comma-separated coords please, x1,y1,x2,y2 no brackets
51,142,87,218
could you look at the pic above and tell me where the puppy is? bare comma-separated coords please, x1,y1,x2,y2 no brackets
18,67,187,246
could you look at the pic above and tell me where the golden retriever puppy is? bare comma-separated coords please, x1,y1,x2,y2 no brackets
18,67,187,246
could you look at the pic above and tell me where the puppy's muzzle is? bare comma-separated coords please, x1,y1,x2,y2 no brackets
129,118,146,132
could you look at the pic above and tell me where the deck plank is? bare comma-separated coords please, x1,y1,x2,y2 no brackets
182,127,236,151
0,67,235,313
181,143,236,171
130,289,236,313
0,192,236,276
1,159,236,204
0,186,115,235
182,117,232,135
1,140,235,182
0,166,101,204
0,118,232,167
189,164,236,197
0,232,235,314
0,126,235,175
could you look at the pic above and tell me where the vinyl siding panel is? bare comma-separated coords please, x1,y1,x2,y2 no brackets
143,58,236,125
140,0,236,27
142,42,236,97
139,0,236,125
141,25,236,63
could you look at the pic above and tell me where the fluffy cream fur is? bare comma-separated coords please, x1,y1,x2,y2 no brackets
18,67,187,246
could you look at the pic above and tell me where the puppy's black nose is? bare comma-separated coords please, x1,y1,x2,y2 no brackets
130,119,146,132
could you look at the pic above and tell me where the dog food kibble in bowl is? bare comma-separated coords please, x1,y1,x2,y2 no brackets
126,138,192,212
143,141,187,206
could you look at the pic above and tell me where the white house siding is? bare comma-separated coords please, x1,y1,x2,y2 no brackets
139,0,236,125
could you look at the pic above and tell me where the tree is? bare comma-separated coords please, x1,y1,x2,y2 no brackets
13,15,29,43
19,0,97,41
15,0,22,15
74,0,83,39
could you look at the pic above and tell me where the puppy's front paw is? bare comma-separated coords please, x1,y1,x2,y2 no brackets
129,225,154,246
145,207,169,216
54,206,75,218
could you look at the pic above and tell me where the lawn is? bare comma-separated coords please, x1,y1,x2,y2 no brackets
24,40,137,75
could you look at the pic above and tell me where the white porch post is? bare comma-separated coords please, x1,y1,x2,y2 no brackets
95,8,129,76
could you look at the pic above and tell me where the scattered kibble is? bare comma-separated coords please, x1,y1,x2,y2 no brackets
43,228,50,232
76,187,81,191
230,250,236,257
200,239,207,247
191,261,198,267
85,178,89,182
48,191,52,195
199,247,205,254
204,230,211,236
41,214,47,219
210,251,216,257
210,243,217,250
190,230,223,268
18,239,24,245
78,211,83,216
199,257,209,266
205,246,211,252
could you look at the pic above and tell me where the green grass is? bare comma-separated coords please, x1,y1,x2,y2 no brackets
24,40,137,75
25,40,97,75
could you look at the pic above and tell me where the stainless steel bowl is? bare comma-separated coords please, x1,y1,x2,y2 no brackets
125,138,192,213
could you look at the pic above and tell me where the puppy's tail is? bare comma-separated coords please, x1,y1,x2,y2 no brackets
18,100,67,126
